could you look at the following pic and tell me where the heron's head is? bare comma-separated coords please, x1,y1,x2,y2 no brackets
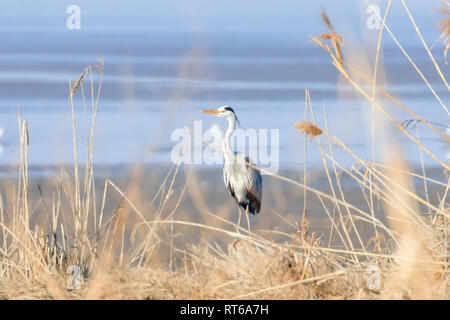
202,106,240,127
202,106,236,118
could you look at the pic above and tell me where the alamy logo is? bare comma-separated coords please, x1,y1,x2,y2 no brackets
171,121,279,174
66,5,81,30
366,4,382,30
66,265,81,290
366,265,381,290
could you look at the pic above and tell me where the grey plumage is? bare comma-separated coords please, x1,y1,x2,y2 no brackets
223,154,262,215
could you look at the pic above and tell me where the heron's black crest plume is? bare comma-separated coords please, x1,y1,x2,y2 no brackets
224,106,235,113
225,106,241,127
235,115,241,128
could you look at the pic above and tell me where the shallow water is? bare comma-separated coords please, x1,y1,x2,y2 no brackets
0,0,448,172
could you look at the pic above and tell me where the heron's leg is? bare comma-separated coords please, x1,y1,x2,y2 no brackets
236,207,243,234
232,208,243,249
245,205,251,233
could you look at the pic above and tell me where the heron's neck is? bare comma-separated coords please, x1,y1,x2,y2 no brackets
223,115,236,163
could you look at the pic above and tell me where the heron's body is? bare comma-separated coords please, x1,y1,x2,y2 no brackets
203,106,262,227
223,153,261,215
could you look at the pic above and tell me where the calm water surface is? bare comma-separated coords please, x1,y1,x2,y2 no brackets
0,0,448,172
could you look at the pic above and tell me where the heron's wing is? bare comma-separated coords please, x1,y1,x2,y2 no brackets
223,154,262,213
244,156,262,212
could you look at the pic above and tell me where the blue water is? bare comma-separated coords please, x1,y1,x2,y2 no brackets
0,0,448,171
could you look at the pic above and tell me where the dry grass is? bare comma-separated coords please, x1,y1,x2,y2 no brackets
441,3,450,60
0,4,449,300
319,9,344,65
293,121,323,141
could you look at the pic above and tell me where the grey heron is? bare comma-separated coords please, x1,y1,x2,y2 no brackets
202,106,262,232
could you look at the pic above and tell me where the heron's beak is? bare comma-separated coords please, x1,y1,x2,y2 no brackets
202,109,220,115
